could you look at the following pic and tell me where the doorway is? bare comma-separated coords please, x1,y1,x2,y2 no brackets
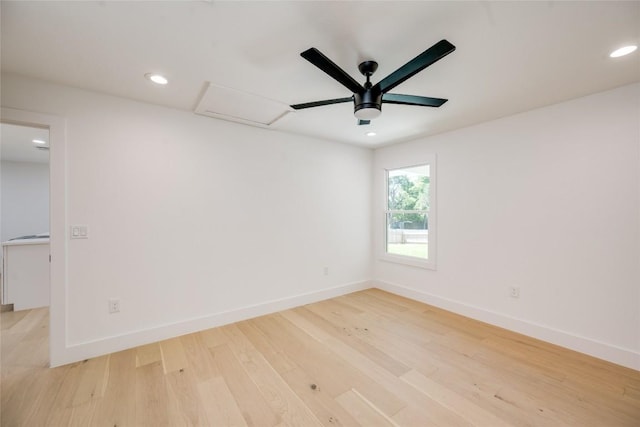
1,123,50,308
1,107,66,368
0,122,50,369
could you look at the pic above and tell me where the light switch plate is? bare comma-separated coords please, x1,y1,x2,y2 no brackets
70,225,89,239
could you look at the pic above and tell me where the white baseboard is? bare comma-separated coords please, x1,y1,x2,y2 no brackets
53,279,640,372
54,280,371,367
374,280,640,372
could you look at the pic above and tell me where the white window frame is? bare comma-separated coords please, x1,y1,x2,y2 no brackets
380,156,437,270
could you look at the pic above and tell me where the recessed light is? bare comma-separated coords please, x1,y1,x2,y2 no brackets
366,131,377,137
145,73,168,85
32,139,47,145
610,45,637,58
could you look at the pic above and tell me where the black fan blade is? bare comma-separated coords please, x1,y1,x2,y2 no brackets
382,93,447,107
301,48,364,94
376,40,455,94
290,97,353,110
357,119,371,126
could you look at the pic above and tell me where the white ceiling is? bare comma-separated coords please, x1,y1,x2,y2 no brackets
1,123,49,164
1,1,639,147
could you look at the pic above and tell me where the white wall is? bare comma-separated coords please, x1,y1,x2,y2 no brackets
373,83,640,370
3,72,638,370
1,73,372,363
0,160,49,242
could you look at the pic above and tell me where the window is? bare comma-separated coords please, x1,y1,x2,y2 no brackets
383,162,436,269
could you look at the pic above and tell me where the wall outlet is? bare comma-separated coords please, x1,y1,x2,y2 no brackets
108,298,120,313
509,286,520,298
323,267,329,276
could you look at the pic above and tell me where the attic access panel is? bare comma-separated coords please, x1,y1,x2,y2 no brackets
195,83,291,128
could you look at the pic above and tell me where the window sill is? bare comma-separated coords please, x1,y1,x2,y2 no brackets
380,253,436,270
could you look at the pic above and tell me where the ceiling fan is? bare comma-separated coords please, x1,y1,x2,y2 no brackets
291,39,456,125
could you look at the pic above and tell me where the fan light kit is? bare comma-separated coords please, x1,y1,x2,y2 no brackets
356,107,381,120
291,40,456,125
145,73,168,85
610,45,637,58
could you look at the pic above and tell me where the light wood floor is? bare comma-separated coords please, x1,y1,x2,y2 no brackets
2,289,639,426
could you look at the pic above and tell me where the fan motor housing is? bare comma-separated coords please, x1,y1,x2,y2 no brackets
354,88,382,116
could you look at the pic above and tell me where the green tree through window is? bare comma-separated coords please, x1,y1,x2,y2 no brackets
386,165,430,260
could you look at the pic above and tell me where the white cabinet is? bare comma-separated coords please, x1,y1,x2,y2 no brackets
1,238,50,310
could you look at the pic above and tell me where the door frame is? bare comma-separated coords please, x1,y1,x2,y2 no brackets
1,107,67,367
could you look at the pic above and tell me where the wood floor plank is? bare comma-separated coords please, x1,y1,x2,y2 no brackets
279,367,363,427
222,323,324,427
328,337,470,425
236,320,298,375
1,307,49,374
135,342,162,367
210,343,282,427
38,362,84,426
159,336,189,374
164,368,210,426
341,290,410,315
365,288,432,312
135,361,171,427
67,399,99,427
290,306,411,377
197,376,249,427
469,341,639,425
417,333,584,425
400,369,512,427
6,362,71,425
306,301,441,377
321,333,471,426
238,318,362,426
492,384,576,426
624,383,640,401
335,389,397,427
6,306,48,334
92,348,137,426
428,372,534,426
282,307,472,426
247,314,354,398
71,355,110,406
0,308,29,330
2,289,639,426
200,324,230,348
250,313,407,417
179,332,221,381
